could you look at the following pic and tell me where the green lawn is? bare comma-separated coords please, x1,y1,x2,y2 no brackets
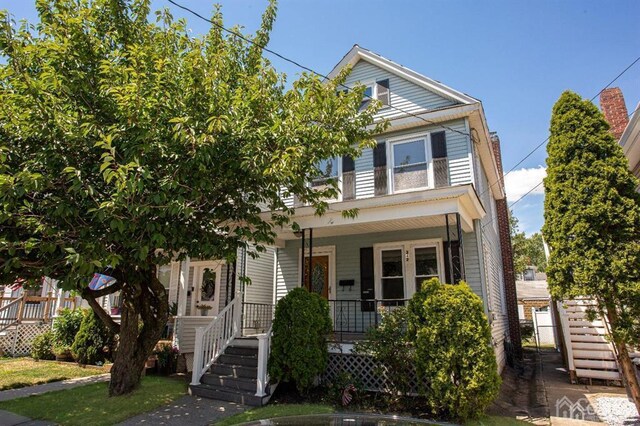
216,403,336,425
0,375,186,426
465,415,533,425
216,403,532,426
0,358,107,391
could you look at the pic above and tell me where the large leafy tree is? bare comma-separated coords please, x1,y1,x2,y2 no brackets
510,212,547,275
543,91,640,413
0,0,384,395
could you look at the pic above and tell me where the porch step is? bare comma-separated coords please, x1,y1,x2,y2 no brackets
189,337,274,407
189,383,271,406
210,363,257,379
217,353,258,368
201,374,257,392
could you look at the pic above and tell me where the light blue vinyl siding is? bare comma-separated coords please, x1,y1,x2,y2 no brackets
275,227,482,302
354,119,473,199
244,246,275,305
345,60,458,120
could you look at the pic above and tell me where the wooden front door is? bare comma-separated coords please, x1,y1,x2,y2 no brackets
304,256,330,299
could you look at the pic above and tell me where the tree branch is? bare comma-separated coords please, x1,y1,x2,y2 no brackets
81,290,121,335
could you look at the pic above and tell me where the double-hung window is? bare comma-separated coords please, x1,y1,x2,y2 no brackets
387,131,449,193
375,239,444,303
391,137,429,192
312,157,339,188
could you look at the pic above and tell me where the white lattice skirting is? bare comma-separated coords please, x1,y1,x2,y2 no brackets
322,352,424,393
0,323,52,356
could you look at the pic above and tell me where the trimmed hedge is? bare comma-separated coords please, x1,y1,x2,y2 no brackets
408,278,501,421
268,288,332,393
31,330,56,361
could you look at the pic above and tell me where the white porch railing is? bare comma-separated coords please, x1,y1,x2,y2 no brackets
191,292,243,386
255,326,272,397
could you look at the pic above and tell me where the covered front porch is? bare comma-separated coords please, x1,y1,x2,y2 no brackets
271,184,487,342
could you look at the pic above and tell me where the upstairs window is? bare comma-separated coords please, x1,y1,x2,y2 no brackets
392,138,429,192
359,85,373,110
312,157,339,187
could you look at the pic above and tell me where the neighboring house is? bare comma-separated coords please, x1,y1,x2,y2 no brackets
516,270,556,347
600,87,640,189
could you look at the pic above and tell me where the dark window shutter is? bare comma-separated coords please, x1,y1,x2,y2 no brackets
360,247,375,312
376,79,390,106
342,155,355,173
431,131,447,158
373,142,386,167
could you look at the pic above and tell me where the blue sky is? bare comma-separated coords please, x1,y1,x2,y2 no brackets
2,0,639,235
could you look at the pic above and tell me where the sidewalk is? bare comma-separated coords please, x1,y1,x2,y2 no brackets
116,395,247,425
0,374,110,402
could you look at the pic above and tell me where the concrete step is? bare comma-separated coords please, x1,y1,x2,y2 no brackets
224,345,259,357
200,374,257,392
210,363,257,379
218,353,258,368
189,383,266,406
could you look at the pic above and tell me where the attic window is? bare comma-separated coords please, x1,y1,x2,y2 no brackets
376,79,390,106
359,85,373,110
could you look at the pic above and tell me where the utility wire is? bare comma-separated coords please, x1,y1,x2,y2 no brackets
482,103,640,230
166,0,640,210
481,54,640,199
166,0,471,138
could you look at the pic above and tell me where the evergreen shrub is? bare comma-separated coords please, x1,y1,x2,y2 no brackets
71,309,114,365
31,330,55,361
268,288,332,393
408,278,501,421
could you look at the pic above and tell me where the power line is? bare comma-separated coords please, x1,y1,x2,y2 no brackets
483,103,640,230
166,0,471,139
481,54,640,199
166,0,640,211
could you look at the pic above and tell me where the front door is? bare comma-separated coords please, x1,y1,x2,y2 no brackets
304,256,329,299
189,262,221,316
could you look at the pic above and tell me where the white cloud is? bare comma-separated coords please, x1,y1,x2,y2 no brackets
504,166,546,201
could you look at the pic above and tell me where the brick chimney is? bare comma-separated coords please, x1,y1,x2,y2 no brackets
600,88,629,140
489,132,523,361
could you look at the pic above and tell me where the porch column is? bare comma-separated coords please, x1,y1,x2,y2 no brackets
456,212,466,281
445,214,455,284
300,229,306,287
177,257,190,316
308,228,313,289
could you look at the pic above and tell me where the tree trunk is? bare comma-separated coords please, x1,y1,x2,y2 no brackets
102,266,168,396
605,309,640,415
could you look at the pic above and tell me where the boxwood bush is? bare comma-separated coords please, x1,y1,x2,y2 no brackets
71,309,114,365
268,288,332,393
31,330,56,361
53,308,84,347
407,278,501,421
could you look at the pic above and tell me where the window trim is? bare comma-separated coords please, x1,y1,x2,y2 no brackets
373,238,445,301
386,132,434,194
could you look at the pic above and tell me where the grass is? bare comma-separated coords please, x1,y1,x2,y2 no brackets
0,358,108,391
0,375,186,426
465,415,533,425
216,403,532,426
216,403,336,426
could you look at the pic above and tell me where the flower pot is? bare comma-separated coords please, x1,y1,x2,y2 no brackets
110,307,120,315
145,356,157,369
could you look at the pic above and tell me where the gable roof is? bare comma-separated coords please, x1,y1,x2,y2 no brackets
326,45,479,105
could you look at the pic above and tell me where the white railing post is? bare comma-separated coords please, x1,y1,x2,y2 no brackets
191,326,205,385
255,328,271,397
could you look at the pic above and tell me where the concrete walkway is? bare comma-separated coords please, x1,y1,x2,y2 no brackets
117,395,248,425
0,410,55,426
0,374,110,402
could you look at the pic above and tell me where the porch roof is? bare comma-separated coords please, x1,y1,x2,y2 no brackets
269,184,484,246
